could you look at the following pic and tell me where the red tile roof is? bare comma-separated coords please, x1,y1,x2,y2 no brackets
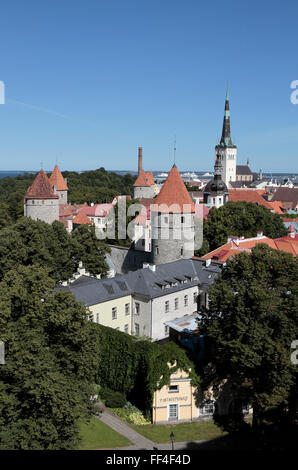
133,169,150,187
152,165,195,213
228,189,272,210
79,203,113,217
133,169,155,187
201,234,298,262
49,165,68,191
267,200,285,214
25,170,59,200
73,212,92,225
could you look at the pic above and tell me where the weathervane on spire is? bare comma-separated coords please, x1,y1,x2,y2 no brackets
173,134,176,165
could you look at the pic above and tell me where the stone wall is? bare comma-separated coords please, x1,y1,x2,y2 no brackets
24,198,59,224
151,211,195,265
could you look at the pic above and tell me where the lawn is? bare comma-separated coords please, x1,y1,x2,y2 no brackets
78,417,132,450
132,420,227,443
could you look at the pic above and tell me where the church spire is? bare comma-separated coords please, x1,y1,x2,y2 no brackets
220,85,233,147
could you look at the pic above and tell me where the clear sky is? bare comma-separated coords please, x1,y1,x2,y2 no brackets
0,0,298,173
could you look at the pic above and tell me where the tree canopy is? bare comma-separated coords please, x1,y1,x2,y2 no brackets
0,168,136,223
0,265,98,449
198,244,298,425
198,201,287,254
0,217,109,282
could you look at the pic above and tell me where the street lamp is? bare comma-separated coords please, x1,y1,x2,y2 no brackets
170,432,175,450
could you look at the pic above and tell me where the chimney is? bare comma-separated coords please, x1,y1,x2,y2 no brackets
257,231,263,238
138,147,143,175
205,258,211,267
288,224,295,239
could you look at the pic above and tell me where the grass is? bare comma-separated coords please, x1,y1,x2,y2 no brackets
132,420,227,443
78,417,132,450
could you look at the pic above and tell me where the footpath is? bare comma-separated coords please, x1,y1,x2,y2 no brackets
96,401,206,450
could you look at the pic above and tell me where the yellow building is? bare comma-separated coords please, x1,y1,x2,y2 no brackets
88,294,132,334
152,367,199,424
152,367,252,424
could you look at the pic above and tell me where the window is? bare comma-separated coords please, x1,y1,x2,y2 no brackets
164,216,168,224
89,314,94,322
193,292,197,304
125,303,130,315
213,198,216,204
165,301,169,313
168,404,178,420
156,247,159,255
96,313,99,323
181,216,185,223
219,198,222,204
124,324,129,334
184,295,188,307
112,307,117,320
168,385,179,393
32,200,35,205
180,247,184,256
198,401,215,417
142,239,145,246
174,298,179,310
164,325,169,336
135,323,140,337
135,302,140,315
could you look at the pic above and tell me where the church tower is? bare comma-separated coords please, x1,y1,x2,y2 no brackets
203,154,229,208
151,164,195,265
215,88,237,186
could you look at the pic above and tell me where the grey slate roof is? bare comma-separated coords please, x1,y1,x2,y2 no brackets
58,259,222,306
236,165,253,175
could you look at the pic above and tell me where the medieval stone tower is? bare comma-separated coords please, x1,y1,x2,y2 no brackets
133,147,156,199
24,169,60,224
215,88,237,186
49,164,68,203
151,164,195,265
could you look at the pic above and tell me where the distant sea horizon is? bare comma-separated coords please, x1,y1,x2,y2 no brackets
0,170,297,179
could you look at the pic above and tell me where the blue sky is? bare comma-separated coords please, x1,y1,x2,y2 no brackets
0,0,298,173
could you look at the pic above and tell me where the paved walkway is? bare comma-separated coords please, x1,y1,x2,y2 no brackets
95,401,207,450
97,410,156,450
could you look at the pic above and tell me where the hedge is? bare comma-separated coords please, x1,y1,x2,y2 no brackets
90,323,199,415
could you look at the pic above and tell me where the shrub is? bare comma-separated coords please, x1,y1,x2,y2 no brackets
112,404,151,425
105,391,126,408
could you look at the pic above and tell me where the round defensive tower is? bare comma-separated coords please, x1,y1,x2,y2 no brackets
151,164,195,265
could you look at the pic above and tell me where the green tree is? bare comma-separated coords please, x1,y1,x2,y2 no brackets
203,201,287,251
0,265,98,449
106,198,141,248
199,244,298,427
0,217,76,282
71,224,110,277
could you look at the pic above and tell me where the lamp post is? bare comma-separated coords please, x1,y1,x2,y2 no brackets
170,432,175,450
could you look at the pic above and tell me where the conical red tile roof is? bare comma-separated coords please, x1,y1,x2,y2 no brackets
133,169,150,187
25,170,59,200
49,165,68,191
152,165,195,213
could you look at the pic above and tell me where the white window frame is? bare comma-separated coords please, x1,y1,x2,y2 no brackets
112,307,117,320
168,403,179,421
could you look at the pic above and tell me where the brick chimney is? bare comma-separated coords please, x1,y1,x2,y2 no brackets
138,147,143,175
